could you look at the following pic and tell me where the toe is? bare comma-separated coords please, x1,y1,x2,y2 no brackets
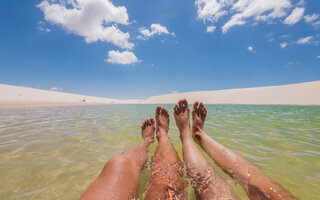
178,99,185,112
146,118,151,126
203,108,207,120
199,102,204,115
142,119,148,129
192,101,199,115
162,107,169,117
182,99,189,111
174,104,179,115
176,103,181,114
156,106,161,117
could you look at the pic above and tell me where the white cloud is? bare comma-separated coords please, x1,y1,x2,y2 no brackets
206,25,216,32
51,87,63,91
194,0,318,33
284,7,305,25
106,50,141,64
247,46,253,52
317,55,320,59
266,32,275,42
286,61,300,67
297,0,304,6
296,36,313,45
280,42,288,48
38,0,134,49
224,0,292,33
196,0,293,33
138,24,175,40
195,0,233,23
304,14,319,23
280,34,290,38
37,21,51,32
313,21,320,26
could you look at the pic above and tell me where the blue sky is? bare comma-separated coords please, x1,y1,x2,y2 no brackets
0,0,319,99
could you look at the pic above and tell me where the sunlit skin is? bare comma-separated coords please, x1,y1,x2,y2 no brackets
79,118,155,200
191,100,298,200
174,99,240,200
143,106,187,200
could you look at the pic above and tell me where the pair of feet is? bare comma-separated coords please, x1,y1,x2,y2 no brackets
141,99,207,142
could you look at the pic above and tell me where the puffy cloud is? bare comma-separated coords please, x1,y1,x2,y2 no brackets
195,0,234,23
195,0,319,33
196,0,293,33
280,42,288,48
223,0,292,33
206,25,216,32
304,14,319,23
138,24,175,40
284,7,305,25
38,0,134,49
296,36,312,45
106,50,141,64
304,14,320,27
247,46,253,52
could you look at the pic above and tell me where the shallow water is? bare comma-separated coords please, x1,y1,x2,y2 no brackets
0,105,319,199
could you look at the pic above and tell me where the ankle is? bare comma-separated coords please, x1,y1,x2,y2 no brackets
193,130,205,140
143,138,153,144
156,129,167,139
179,128,192,141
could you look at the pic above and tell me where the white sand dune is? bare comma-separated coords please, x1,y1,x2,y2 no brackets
0,84,141,107
1,81,319,107
145,81,320,105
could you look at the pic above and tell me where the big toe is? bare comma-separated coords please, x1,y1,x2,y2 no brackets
161,107,169,118
156,106,161,116
178,99,186,112
192,101,199,114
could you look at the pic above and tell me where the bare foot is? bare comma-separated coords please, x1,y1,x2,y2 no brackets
174,99,191,138
192,102,207,139
141,118,155,142
155,106,170,136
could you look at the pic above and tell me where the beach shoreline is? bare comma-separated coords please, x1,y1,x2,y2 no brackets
1,81,320,108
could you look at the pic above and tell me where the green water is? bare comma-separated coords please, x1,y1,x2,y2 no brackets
0,105,319,199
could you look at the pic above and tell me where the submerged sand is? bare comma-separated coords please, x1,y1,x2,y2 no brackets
0,81,319,108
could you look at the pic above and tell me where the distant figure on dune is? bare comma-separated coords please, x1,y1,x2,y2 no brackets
80,99,298,200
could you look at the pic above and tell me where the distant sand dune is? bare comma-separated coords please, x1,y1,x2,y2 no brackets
145,81,320,105
1,81,319,107
0,84,141,107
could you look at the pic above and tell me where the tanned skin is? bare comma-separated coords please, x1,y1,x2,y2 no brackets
191,101,298,200
174,99,240,200
143,106,187,200
79,118,155,200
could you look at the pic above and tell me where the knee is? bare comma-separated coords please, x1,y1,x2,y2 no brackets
106,155,131,168
101,155,135,175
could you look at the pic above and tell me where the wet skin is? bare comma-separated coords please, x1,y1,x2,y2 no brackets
143,106,187,200
79,118,155,200
174,99,240,200
191,101,298,200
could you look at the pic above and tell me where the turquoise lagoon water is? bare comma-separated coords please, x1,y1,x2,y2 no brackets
0,105,319,199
